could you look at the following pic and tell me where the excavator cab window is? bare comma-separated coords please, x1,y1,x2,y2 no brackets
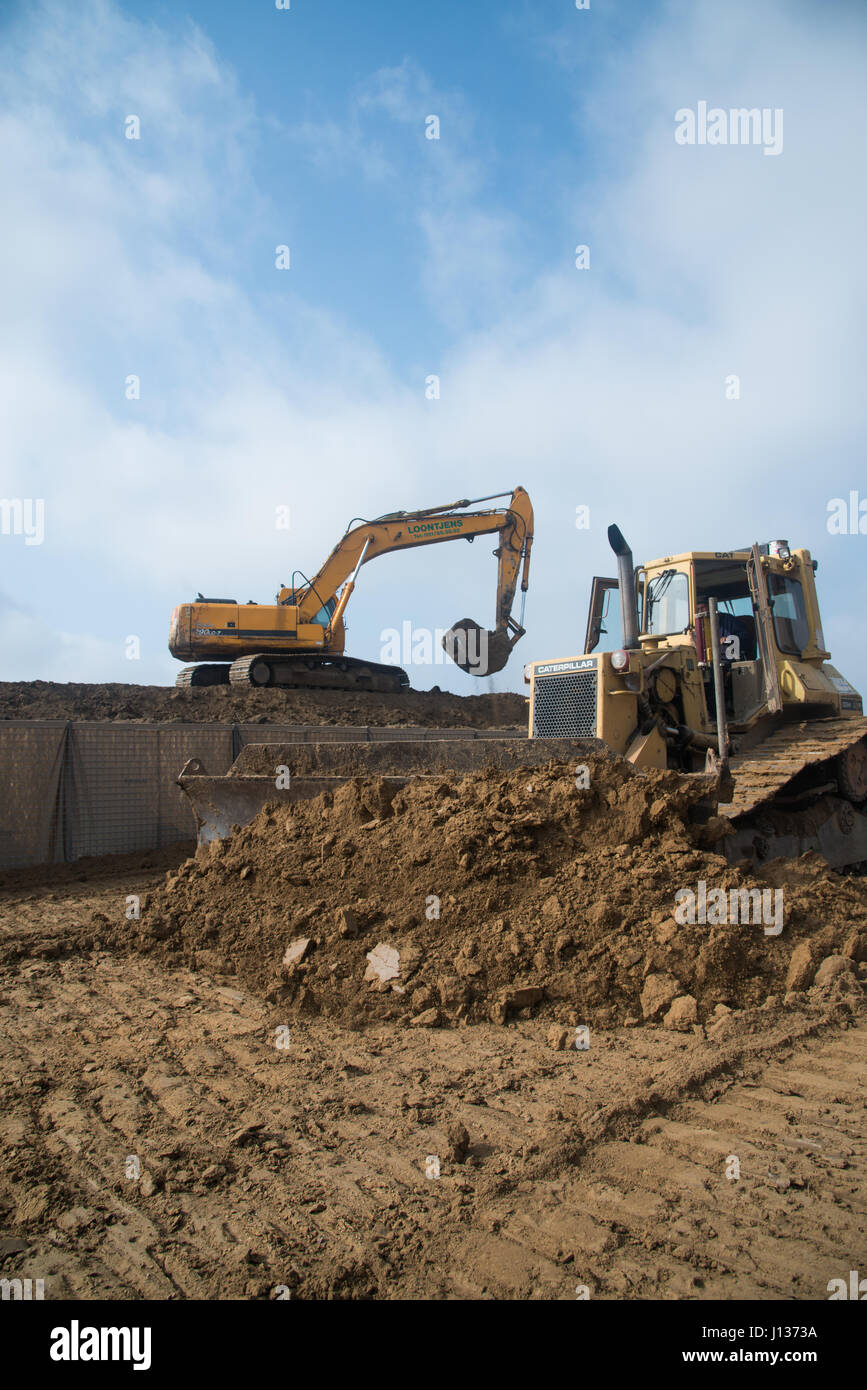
313,598,337,627
645,570,689,636
768,573,809,655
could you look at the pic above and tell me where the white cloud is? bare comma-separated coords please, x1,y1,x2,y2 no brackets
0,0,865,698
0,590,125,681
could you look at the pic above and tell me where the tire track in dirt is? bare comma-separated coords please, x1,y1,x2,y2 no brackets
0,866,865,1300
436,1027,866,1300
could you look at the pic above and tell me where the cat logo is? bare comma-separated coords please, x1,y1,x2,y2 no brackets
535,658,596,676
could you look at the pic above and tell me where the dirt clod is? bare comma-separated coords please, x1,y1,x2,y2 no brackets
446,1122,471,1163
814,954,855,988
663,995,698,1032
786,941,817,991
641,974,682,1021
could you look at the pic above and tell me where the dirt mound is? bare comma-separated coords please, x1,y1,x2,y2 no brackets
0,680,525,728
105,757,867,1030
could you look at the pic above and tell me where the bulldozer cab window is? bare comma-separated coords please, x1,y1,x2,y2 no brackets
768,573,809,655
644,570,689,636
585,577,621,652
717,595,753,617
694,562,758,663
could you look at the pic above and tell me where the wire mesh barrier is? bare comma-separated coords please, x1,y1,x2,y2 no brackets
0,720,528,870
0,721,68,869
0,722,235,869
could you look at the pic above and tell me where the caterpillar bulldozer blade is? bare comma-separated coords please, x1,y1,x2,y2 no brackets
176,758,379,846
178,731,603,848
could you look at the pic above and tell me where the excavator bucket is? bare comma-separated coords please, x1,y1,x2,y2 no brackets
442,619,513,676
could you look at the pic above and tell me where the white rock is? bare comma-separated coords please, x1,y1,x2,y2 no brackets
282,937,311,968
364,943,401,983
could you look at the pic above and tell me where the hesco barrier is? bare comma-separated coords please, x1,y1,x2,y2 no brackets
0,721,525,870
0,721,235,869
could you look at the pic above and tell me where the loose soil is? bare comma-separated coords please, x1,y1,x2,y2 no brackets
0,680,525,728
2,697,865,1300
0,856,864,1300
108,755,867,1032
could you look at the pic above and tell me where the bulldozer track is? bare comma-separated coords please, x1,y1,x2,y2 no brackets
722,717,867,820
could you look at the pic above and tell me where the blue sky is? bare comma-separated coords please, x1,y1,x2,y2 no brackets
1,0,866,694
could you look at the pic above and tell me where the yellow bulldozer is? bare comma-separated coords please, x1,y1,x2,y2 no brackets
526,526,867,868
170,487,533,692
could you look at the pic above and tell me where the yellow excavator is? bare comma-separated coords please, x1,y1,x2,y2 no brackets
526,525,867,867
170,488,534,691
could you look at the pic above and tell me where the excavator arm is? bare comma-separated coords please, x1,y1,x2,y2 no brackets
284,487,534,675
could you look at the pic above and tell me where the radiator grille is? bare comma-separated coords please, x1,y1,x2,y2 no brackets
532,671,598,738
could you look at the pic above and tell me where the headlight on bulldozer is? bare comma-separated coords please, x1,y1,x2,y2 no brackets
610,649,630,672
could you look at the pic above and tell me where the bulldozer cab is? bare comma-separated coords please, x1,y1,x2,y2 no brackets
577,538,861,740
584,553,773,730
643,543,851,731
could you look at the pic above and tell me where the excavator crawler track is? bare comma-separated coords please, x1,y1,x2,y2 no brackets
227,653,410,694
175,664,232,688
